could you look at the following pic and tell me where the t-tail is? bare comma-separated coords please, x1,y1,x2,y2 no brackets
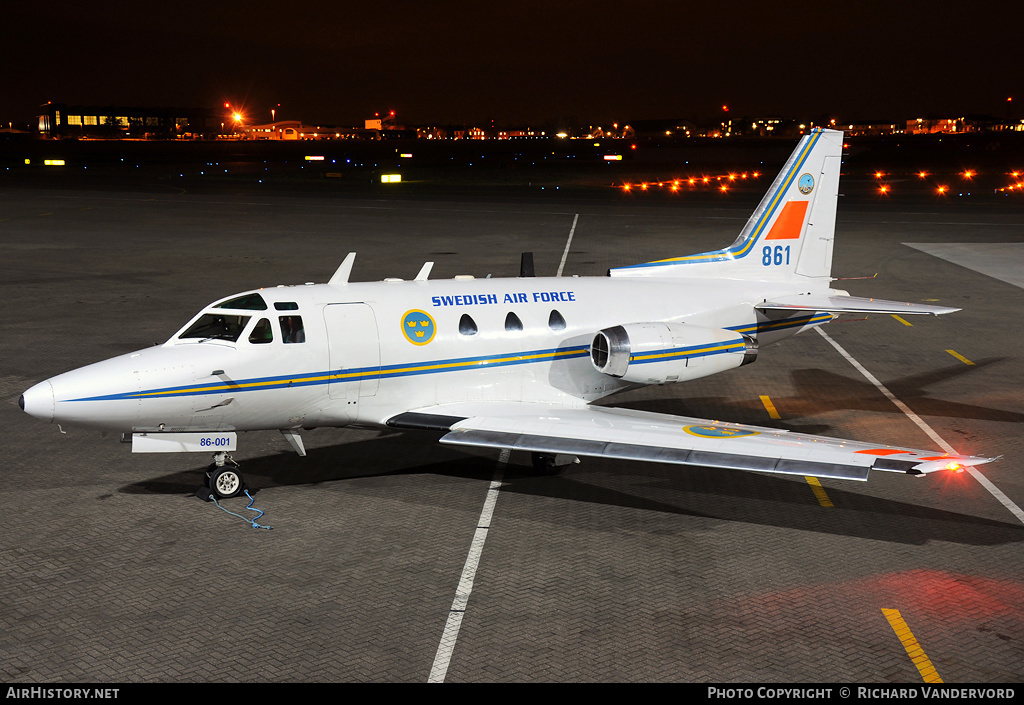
609,128,844,283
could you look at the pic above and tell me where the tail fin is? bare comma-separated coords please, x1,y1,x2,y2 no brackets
610,128,843,282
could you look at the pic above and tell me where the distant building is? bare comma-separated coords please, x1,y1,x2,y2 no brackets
906,118,966,135
906,116,1023,134
841,121,903,136
37,102,220,138
244,121,361,140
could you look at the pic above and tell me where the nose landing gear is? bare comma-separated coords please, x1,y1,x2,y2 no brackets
197,452,246,501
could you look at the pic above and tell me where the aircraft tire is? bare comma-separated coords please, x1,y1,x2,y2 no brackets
531,453,561,476
210,467,244,499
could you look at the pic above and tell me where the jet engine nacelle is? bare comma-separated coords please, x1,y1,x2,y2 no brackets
591,322,757,384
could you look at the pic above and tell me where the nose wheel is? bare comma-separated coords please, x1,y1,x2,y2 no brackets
201,452,246,500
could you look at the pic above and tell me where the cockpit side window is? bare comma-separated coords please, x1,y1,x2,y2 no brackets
280,316,305,343
248,318,274,344
215,293,267,311
179,314,251,342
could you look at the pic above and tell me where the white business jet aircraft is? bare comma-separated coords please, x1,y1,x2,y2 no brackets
21,128,995,499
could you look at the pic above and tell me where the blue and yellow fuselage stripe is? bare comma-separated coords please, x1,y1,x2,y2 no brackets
68,345,591,402
616,129,822,269
629,339,745,364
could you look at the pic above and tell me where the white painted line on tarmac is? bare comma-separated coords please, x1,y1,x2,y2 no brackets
557,213,579,277
816,328,1024,525
428,448,509,683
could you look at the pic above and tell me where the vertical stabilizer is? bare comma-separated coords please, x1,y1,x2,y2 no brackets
610,128,844,282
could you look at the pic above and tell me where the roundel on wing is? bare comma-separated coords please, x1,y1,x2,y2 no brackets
683,425,759,439
798,173,815,195
402,309,436,345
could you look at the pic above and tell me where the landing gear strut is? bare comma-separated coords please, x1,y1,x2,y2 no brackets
200,452,245,501
531,452,580,476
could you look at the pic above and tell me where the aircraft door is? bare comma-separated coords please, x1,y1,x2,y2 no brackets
323,304,381,410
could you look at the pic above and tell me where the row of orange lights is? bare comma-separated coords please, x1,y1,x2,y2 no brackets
872,169,984,180
873,169,1024,195
621,171,761,193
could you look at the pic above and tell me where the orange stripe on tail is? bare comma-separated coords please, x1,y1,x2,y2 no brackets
764,200,808,240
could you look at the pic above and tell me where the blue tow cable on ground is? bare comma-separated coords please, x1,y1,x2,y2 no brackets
211,490,272,530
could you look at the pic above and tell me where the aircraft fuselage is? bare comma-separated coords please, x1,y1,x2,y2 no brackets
20,274,825,435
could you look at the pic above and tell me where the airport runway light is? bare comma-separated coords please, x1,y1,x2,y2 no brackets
874,171,884,179
918,171,929,178
961,170,975,180
937,185,948,195
878,184,889,195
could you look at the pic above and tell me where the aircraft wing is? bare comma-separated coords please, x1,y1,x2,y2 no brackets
757,294,959,316
386,403,995,480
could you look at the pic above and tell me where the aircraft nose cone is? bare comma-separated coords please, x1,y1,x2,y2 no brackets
21,380,55,422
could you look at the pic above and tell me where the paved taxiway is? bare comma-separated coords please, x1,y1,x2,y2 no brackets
1,182,1022,682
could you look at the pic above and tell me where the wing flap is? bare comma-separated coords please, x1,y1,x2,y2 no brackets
757,294,959,315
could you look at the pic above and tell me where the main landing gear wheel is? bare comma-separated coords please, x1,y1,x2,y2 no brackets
531,452,581,476
531,452,561,476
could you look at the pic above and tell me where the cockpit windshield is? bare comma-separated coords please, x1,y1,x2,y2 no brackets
214,293,267,311
179,314,251,342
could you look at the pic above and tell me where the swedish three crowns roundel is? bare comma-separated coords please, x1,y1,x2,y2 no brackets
402,309,436,345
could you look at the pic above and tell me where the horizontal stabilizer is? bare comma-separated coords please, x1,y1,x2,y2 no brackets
757,294,959,316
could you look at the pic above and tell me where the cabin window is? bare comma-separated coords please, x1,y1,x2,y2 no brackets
504,312,523,332
248,318,274,344
274,301,299,311
215,293,267,311
280,316,306,343
179,314,251,342
459,314,478,336
548,310,566,331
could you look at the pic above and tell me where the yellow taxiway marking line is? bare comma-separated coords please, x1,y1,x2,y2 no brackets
759,395,781,420
945,349,975,365
804,476,834,507
881,608,943,683
892,315,913,326
760,394,832,506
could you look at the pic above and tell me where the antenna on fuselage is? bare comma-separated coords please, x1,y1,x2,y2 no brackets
415,262,434,281
520,252,535,277
329,252,357,286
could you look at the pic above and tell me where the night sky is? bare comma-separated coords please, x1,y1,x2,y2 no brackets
4,1,1019,128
